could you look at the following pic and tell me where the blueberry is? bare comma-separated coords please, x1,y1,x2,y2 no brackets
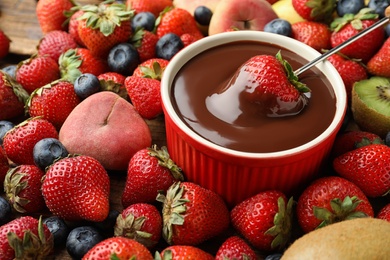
156,33,184,60
107,43,140,76
0,120,14,146
368,0,390,17
263,18,292,37
0,196,12,225
131,12,156,32
74,73,101,99
194,6,213,26
1,65,17,79
33,138,69,170
264,253,283,260
66,226,103,260
336,0,365,16
43,216,70,247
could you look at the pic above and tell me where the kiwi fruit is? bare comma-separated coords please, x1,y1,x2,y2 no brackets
351,76,390,138
281,218,390,259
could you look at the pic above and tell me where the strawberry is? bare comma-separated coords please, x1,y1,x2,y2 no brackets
327,53,368,101
157,181,230,246
36,0,75,34
0,71,30,120
330,8,385,63
0,147,8,188
42,155,110,222
16,55,60,94
124,75,163,119
377,203,390,222
4,165,45,213
26,80,81,129
114,203,162,248
296,176,374,233
121,145,183,207
157,245,214,260
236,51,310,117
292,0,336,22
0,30,11,59
180,33,198,47
77,1,134,59
98,71,127,98
156,7,204,40
59,48,108,83
131,28,159,62
37,30,77,62
367,37,390,77
291,21,331,52
0,216,53,260
3,117,58,165
230,190,293,252
330,130,383,159
333,144,390,198
126,0,173,17
215,236,258,260
132,58,169,80
82,236,154,260
67,9,85,46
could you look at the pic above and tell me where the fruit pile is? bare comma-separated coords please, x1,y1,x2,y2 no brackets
0,0,390,259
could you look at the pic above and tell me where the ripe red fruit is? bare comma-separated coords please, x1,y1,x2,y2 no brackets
3,117,58,165
0,30,11,59
42,155,110,222
16,55,60,94
4,165,45,213
333,144,390,198
121,145,183,207
158,245,214,260
291,21,331,52
0,147,9,189
157,181,230,246
131,28,159,62
132,58,169,80
37,30,77,62
68,9,85,47
367,37,390,77
98,71,127,98
126,0,173,17
114,203,162,248
296,176,374,233
215,236,258,260
231,190,293,252
377,203,390,222
36,0,75,34
292,0,336,22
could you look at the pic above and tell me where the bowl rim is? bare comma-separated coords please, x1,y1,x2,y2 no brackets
161,31,347,159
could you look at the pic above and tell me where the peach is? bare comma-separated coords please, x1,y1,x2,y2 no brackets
59,91,152,171
208,0,278,35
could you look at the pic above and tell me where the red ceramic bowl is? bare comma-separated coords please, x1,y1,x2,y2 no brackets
161,31,347,207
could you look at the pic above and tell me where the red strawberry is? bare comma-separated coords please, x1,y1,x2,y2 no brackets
121,145,183,207
16,55,60,94
367,37,390,77
132,58,169,80
0,71,30,120
26,80,81,129
291,21,331,52
331,130,383,158
67,9,85,47
82,236,154,260
292,0,336,22
158,245,214,260
296,176,374,233
0,30,11,59
59,48,108,83
125,75,163,119
230,190,293,252
156,7,204,40
98,71,127,98
37,30,77,62
0,216,53,260
0,147,9,189
77,2,134,58
4,165,45,213
42,155,110,222
327,53,368,101
126,0,173,17
330,8,385,63
114,203,162,248
3,117,58,165
36,0,75,34
215,236,258,260
333,144,390,198
157,181,230,246
131,28,159,62
377,203,390,222
180,33,198,47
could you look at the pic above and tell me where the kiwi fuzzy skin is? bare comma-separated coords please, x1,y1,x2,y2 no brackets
281,218,390,259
